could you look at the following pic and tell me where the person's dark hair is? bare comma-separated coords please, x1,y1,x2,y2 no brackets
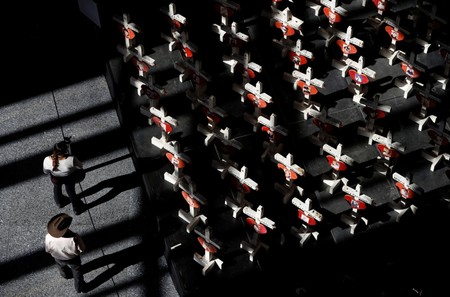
55,141,68,153
51,142,69,171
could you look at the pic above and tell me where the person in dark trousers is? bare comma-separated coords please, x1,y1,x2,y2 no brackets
45,213,87,293
43,141,86,215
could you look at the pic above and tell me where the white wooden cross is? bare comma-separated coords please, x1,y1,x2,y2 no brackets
163,140,191,190
212,21,248,44
292,197,323,227
212,158,254,218
131,75,167,110
373,0,388,16
258,113,288,162
284,67,324,118
319,9,360,48
274,153,305,204
223,51,262,83
392,172,424,200
285,39,314,68
320,0,347,27
320,143,353,192
239,81,272,131
150,106,177,128
372,130,406,160
395,52,424,99
212,21,249,54
240,205,276,261
341,55,376,80
379,16,409,65
372,130,405,152
169,30,198,58
243,205,276,230
291,197,323,246
386,16,408,48
243,81,272,106
338,56,376,101
391,171,423,221
341,182,373,233
161,3,187,29
193,95,227,130
365,0,388,29
160,4,198,58
193,226,223,275
178,177,208,233
269,6,304,39
226,165,258,192
323,143,354,169
258,113,289,136
333,26,364,59
160,2,187,45
148,106,178,145
124,44,156,78
342,183,373,207
285,67,325,96
180,177,207,206
275,153,305,181
113,13,141,51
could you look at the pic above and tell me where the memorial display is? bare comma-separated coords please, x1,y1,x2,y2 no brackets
102,0,450,295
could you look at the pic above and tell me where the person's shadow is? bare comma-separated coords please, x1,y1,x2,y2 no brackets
80,242,159,292
78,172,141,210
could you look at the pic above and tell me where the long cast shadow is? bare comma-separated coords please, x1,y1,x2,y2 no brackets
79,172,142,210
81,234,165,293
81,243,145,292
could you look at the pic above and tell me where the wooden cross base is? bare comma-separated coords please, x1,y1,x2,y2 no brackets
178,209,207,233
394,77,414,99
193,252,224,276
291,225,319,247
164,171,187,191
240,239,269,262
340,212,368,235
225,195,252,218
391,202,418,223
274,182,301,205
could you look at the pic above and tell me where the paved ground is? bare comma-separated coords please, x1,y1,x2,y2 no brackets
0,74,180,297
0,3,177,296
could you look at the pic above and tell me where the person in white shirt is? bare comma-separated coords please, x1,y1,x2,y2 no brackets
43,141,86,215
45,213,87,293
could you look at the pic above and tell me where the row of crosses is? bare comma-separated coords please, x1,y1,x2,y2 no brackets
112,0,450,277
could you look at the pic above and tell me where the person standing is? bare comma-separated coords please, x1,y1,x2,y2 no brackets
43,140,86,215
45,213,87,293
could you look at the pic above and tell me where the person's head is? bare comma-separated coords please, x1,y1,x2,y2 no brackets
47,213,73,238
54,141,69,154
51,141,69,170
